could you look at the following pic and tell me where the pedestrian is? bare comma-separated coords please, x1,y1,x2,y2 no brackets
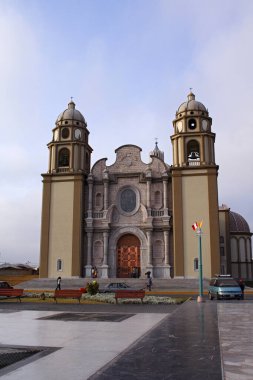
92,266,97,278
145,271,152,291
56,276,61,290
238,278,245,299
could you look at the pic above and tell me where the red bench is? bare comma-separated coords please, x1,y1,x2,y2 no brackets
0,289,24,302
115,290,145,304
54,289,83,303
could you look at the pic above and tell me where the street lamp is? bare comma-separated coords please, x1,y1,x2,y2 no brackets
192,221,205,303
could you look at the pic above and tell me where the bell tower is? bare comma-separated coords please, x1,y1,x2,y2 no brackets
40,100,92,278
171,92,220,278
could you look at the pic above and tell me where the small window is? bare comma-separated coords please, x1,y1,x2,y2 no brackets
220,247,225,256
194,258,199,271
64,121,68,125
95,193,102,209
190,111,194,115
57,259,63,271
220,236,224,244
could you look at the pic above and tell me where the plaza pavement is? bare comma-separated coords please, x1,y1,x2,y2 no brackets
0,279,253,379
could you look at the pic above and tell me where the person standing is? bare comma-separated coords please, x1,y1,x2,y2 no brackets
56,276,61,290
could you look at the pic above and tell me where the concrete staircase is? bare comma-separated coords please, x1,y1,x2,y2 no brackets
18,277,209,290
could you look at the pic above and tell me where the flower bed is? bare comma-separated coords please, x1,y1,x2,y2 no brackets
82,293,187,304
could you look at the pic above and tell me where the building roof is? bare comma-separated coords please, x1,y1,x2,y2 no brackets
177,92,207,114
56,100,86,124
229,211,251,233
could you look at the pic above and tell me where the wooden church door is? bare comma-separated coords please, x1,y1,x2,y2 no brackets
117,234,140,278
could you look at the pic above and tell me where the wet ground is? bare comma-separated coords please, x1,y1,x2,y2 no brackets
0,299,252,379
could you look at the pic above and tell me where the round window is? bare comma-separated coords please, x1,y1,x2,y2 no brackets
120,188,136,213
188,118,197,130
62,127,69,138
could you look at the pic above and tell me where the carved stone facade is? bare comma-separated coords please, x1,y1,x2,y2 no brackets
84,145,172,279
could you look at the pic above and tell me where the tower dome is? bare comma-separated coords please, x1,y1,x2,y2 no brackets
56,100,86,124
150,141,164,161
177,92,208,115
229,211,251,233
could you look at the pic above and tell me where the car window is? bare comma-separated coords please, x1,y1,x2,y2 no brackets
217,280,239,287
0,282,10,288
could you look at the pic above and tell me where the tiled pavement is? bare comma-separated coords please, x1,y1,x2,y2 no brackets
0,300,252,379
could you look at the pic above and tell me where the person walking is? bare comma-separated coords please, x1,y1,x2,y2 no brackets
238,278,245,299
145,271,153,291
56,276,61,290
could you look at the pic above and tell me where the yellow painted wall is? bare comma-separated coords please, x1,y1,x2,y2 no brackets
181,173,212,278
48,180,74,277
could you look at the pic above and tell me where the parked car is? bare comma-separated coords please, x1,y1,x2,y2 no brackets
0,281,13,289
100,282,133,293
208,275,242,300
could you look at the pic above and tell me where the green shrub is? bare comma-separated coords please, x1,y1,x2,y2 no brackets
86,280,99,295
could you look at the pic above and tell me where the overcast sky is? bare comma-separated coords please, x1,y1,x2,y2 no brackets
0,0,252,265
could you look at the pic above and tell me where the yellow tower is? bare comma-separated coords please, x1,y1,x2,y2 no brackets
171,92,220,278
40,100,92,278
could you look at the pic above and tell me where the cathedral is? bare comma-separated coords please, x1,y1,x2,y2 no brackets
39,93,253,279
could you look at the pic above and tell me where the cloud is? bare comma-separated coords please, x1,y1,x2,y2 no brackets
180,7,253,230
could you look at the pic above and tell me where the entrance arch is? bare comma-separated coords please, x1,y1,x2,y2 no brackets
117,234,140,278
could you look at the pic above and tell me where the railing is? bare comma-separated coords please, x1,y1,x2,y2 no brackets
151,210,164,217
58,167,69,173
188,161,200,166
87,209,168,219
92,211,104,219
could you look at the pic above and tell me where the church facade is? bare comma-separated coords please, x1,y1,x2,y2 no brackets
39,93,253,279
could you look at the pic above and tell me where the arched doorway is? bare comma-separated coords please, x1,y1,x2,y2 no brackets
117,234,140,278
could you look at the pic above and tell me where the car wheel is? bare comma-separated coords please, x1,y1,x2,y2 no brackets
208,292,214,300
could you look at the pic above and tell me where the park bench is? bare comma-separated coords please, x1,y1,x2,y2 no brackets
115,290,145,304
54,289,83,303
0,289,24,302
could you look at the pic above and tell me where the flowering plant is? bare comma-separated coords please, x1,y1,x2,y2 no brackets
86,280,99,295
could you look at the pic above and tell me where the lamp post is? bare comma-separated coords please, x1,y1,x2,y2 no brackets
197,229,204,303
192,221,205,303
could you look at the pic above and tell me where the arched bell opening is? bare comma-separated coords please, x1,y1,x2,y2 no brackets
58,148,70,167
187,140,200,163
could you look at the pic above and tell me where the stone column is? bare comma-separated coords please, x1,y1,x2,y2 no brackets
146,230,153,277
146,169,152,216
147,230,152,265
87,174,93,218
85,231,93,277
101,230,109,278
164,230,169,265
103,170,109,211
162,173,168,216
200,135,205,164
